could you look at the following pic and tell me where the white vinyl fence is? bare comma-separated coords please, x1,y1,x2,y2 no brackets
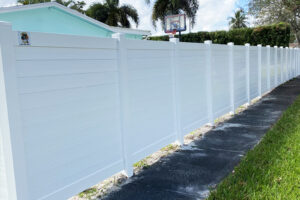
0,21,299,200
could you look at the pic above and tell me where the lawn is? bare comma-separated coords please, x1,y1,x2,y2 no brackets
207,96,300,200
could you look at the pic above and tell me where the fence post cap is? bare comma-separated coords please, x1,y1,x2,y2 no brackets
280,46,284,48
274,46,278,48
227,42,234,46
170,38,179,44
204,40,212,44
266,45,271,48
245,43,250,47
257,44,262,47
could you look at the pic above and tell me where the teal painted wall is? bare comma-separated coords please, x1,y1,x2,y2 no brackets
0,6,143,39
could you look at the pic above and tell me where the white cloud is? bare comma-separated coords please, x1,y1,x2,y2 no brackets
195,0,237,31
0,0,244,35
85,0,241,35
0,0,17,7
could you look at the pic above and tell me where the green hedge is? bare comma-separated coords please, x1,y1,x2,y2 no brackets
149,23,290,47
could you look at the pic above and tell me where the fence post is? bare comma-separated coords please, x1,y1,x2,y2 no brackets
280,47,284,83
291,48,294,78
293,48,297,78
0,22,28,200
228,42,235,113
285,47,289,81
258,44,262,97
296,48,299,76
289,48,292,79
170,38,183,145
266,45,271,91
245,43,250,104
297,48,300,76
291,48,294,79
274,46,278,86
204,40,214,124
296,48,298,76
112,33,133,177
293,48,296,78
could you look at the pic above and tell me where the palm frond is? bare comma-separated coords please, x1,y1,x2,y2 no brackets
119,5,139,27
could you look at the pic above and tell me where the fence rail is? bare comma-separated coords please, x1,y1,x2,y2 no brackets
0,22,299,200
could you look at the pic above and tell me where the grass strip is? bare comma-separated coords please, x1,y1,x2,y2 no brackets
208,96,300,200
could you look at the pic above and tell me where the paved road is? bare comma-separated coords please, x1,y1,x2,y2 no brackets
103,77,300,200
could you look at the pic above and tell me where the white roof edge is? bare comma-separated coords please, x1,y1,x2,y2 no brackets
110,27,151,36
0,2,151,35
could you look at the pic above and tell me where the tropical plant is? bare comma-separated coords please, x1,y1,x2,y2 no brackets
228,9,248,29
17,0,51,4
68,1,86,13
149,0,199,30
17,0,86,13
86,0,139,28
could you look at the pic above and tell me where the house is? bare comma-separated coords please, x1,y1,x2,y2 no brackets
0,2,150,39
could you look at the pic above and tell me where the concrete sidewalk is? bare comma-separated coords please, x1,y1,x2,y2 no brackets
103,77,300,200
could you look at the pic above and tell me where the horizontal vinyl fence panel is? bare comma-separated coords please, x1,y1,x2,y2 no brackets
122,39,176,165
298,49,300,75
0,22,299,200
261,47,269,94
276,48,281,85
249,46,259,99
270,47,276,89
288,48,292,79
15,32,124,200
177,43,209,134
0,135,8,200
211,44,231,118
284,48,289,81
233,45,247,108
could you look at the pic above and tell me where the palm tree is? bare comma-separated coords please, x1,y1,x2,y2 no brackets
228,9,248,29
18,0,86,13
68,1,86,13
86,0,139,28
147,0,199,30
18,0,51,4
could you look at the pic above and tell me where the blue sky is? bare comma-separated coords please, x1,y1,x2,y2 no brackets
0,0,252,35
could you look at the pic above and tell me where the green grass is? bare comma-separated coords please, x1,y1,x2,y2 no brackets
133,155,151,169
133,144,179,169
207,96,300,200
78,187,97,199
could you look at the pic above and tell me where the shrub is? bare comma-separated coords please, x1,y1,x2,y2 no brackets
148,23,290,47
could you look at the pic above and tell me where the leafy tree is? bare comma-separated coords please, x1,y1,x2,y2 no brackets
17,0,86,13
228,9,248,29
18,0,51,4
149,0,199,30
249,0,300,44
86,0,139,28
